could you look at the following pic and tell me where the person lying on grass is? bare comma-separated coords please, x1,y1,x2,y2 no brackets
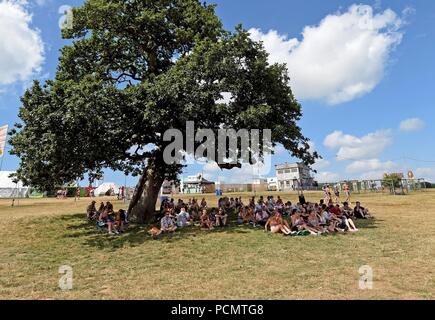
160,210,177,233
265,211,292,235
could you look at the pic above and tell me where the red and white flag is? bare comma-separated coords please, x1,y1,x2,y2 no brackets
0,125,8,158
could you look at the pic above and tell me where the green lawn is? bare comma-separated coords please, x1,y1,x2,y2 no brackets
0,191,434,299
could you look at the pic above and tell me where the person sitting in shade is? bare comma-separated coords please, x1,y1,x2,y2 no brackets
215,207,228,227
176,207,191,228
160,210,177,233
99,207,117,235
200,198,207,209
265,211,292,235
87,201,97,221
200,209,214,230
342,202,354,218
255,207,270,226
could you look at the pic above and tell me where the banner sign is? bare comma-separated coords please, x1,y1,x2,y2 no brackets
0,125,8,158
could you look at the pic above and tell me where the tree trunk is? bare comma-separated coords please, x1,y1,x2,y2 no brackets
128,165,165,224
127,172,147,217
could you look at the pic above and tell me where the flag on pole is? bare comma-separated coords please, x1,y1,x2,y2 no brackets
0,125,8,158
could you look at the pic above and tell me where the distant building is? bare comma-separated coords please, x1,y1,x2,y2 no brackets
180,174,215,194
275,162,314,191
252,178,267,185
267,177,278,191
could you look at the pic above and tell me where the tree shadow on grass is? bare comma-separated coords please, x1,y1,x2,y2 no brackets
59,212,253,251
59,212,381,251
355,218,381,229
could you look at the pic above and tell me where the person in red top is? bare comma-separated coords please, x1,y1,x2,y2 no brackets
329,204,341,216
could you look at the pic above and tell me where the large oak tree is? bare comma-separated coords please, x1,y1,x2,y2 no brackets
9,0,318,223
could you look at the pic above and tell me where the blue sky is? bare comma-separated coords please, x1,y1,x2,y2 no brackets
1,0,435,186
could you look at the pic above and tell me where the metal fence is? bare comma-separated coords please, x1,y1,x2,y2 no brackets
316,179,428,194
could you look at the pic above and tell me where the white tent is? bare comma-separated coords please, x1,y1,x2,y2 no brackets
94,182,119,197
0,171,29,198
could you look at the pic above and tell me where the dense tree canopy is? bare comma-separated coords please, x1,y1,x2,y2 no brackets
10,0,318,222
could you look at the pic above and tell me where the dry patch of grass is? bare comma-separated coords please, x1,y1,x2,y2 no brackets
0,191,434,299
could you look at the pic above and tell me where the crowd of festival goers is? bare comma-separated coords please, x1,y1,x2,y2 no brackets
87,186,373,236
87,201,128,235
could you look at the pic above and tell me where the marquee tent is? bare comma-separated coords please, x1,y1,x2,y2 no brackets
94,182,119,197
0,171,29,198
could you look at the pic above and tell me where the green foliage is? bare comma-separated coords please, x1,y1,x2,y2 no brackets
382,173,403,189
9,0,317,191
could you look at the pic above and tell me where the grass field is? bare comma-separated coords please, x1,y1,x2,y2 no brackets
0,190,434,300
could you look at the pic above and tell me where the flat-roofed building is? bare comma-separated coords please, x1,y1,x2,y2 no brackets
275,162,313,191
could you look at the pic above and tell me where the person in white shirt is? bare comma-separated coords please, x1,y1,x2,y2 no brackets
176,207,191,228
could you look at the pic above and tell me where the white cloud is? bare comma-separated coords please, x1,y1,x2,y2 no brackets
324,129,393,161
305,141,331,170
415,168,435,182
249,4,404,104
0,0,44,89
202,162,220,173
201,158,273,184
399,118,425,132
359,170,386,180
315,171,340,183
312,158,331,170
346,158,395,173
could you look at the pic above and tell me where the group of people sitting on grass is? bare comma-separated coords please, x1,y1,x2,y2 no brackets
150,195,373,236
151,198,228,235
87,201,128,235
